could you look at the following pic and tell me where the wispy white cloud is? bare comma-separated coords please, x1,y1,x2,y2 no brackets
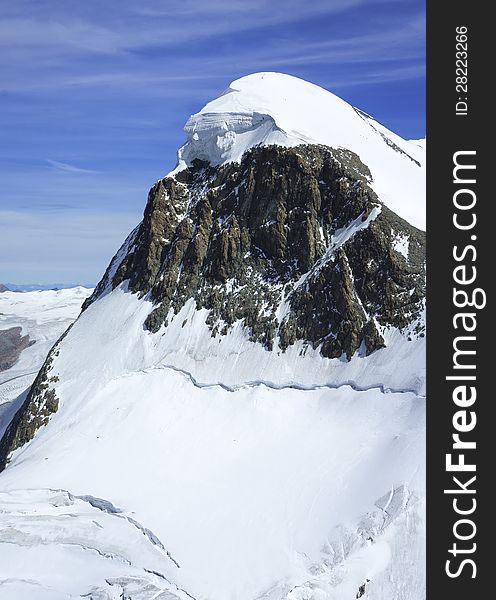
0,0,373,60
46,159,99,174
0,1,420,75
1,12,424,95
322,64,425,90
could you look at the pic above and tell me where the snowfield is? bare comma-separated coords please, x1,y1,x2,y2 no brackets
0,370,425,600
0,287,425,600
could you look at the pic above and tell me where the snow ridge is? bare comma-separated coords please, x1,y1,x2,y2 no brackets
172,72,425,229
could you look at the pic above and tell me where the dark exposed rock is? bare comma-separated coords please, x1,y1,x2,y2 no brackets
356,578,370,598
86,144,425,360
0,327,34,371
0,283,9,293
0,327,70,471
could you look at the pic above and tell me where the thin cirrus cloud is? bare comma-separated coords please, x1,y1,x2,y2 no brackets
67,21,425,89
1,10,425,94
0,0,425,285
46,159,99,174
0,0,372,58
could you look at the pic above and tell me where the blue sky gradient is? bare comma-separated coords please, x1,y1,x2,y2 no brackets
0,0,425,285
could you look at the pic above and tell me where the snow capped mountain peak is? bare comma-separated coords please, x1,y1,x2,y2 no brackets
174,72,425,229
0,73,426,600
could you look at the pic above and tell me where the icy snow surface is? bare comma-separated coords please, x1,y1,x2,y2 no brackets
0,287,425,600
173,73,425,230
392,233,410,260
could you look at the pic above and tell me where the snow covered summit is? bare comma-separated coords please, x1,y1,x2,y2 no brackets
175,72,425,230
0,73,425,600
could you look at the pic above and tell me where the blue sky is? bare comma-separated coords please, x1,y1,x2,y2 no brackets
0,0,425,286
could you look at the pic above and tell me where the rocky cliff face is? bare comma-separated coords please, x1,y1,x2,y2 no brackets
87,144,425,360
0,143,425,470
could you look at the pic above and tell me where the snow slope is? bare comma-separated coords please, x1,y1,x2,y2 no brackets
0,355,425,600
0,287,425,600
174,72,425,230
0,287,92,438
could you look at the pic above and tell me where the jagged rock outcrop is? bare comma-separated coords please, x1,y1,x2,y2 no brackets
86,144,425,360
0,330,64,471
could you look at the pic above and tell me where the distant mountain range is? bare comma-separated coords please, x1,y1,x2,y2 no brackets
4,283,94,292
